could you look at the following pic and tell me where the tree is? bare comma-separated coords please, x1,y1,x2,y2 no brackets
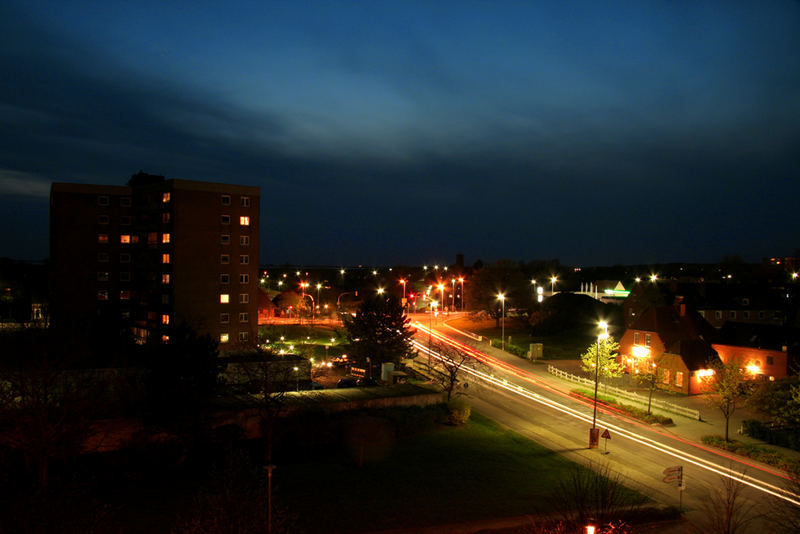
467,259,529,325
580,335,623,385
637,354,666,415
343,295,415,366
703,358,749,442
688,473,760,534
429,340,474,402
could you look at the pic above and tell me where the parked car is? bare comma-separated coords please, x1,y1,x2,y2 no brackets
356,377,378,387
337,378,357,388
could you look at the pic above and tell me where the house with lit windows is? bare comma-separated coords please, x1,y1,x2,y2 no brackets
50,172,260,351
618,303,721,395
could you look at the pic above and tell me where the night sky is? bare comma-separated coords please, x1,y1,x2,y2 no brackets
2,2,798,267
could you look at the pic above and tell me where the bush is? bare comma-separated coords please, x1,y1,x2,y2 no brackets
742,419,800,452
571,389,673,425
701,435,800,473
446,399,471,426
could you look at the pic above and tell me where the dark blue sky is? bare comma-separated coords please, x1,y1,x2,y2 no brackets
2,1,798,267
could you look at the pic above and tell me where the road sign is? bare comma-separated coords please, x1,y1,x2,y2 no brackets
601,429,611,440
662,466,683,485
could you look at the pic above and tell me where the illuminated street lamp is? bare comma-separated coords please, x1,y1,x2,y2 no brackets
399,278,407,298
377,287,385,295
530,279,537,301
590,321,609,448
650,274,658,282
458,277,465,311
293,366,299,391
550,276,558,294
451,278,456,311
497,293,505,351
437,283,445,312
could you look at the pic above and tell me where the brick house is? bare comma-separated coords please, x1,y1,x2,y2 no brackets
618,303,721,394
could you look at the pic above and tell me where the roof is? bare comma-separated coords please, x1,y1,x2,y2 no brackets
717,322,800,352
631,305,717,349
665,339,721,371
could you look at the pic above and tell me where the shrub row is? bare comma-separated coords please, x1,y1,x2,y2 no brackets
742,419,800,452
571,389,674,426
701,435,800,473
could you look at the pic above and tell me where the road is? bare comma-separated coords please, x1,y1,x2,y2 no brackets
409,317,800,531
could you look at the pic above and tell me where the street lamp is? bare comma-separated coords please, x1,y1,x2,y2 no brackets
590,321,609,448
550,276,558,294
377,287,385,295
497,293,505,351
531,279,537,301
293,366,299,391
458,277,465,311
399,278,407,299
451,279,456,311
428,299,438,368
437,284,445,312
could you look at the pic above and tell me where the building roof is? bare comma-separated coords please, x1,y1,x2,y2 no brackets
717,322,800,353
665,339,721,371
631,305,717,349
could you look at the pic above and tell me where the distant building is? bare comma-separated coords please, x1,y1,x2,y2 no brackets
50,173,260,350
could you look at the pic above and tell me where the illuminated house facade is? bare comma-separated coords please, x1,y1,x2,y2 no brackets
50,174,260,350
618,304,721,395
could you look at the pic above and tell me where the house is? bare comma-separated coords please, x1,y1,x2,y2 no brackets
618,302,721,394
710,322,799,380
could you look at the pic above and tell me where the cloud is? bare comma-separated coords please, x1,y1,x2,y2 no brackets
0,169,51,197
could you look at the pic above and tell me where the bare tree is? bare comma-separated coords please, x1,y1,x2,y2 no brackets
765,470,800,534
549,461,646,529
688,474,760,534
429,340,477,402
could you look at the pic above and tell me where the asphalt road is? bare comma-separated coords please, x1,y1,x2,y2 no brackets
410,321,800,532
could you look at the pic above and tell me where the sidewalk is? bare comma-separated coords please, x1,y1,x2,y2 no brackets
443,325,800,470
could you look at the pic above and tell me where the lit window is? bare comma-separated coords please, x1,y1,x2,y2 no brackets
645,334,651,347
98,195,109,206
161,314,170,325
221,234,230,245
162,274,170,284
239,312,249,323
120,197,132,207
120,253,131,263
220,273,230,284
162,212,171,223
240,255,249,264
240,274,249,284
97,290,108,301
239,293,249,304
98,253,109,263
98,215,109,225
239,332,249,342
120,290,130,300
220,293,230,304
240,235,249,246
220,333,230,343
162,192,170,203
241,197,250,208
675,371,684,388
221,254,230,265
98,234,109,244
662,369,671,385
162,253,170,264
221,215,230,225
121,235,131,244
97,272,109,281
162,233,170,244
239,216,250,226
120,272,131,282
220,313,230,324
161,335,169,342
221,195,231,206
633,332,639,345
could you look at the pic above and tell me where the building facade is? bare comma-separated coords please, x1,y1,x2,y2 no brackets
50,174,260,350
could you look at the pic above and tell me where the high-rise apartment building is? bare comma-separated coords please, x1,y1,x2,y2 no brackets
50,173,260,350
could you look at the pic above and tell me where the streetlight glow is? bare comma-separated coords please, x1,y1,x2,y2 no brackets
497,293,506,351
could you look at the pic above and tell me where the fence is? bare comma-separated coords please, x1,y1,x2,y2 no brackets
547,365,701,420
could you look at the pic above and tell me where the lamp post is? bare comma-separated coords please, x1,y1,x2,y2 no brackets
428,299,438,368
399,278,407,299
550,276,558,295
497,293,505,351
458,277,465,311
316,283,322,314
293,366,299,391
377,287,385,295
438,284,445,313
451,279,456,311
590,321,609,448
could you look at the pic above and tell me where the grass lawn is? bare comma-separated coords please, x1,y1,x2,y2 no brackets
275,412,638,532
447,317,593,360
259,324,349,359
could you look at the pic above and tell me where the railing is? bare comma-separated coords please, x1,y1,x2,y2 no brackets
547,365,701,421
